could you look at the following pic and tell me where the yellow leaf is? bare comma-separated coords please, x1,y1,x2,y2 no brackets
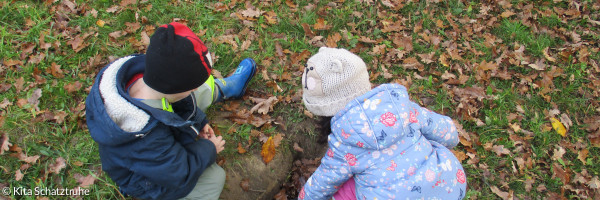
550,117,567,137
96,19,105,27
261,136,276,164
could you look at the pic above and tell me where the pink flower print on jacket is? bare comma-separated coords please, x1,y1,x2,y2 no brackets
327,148,334,158
409,108,419,123
407,166,417,176
380,112,397,127
457,169,466,184
386,160,397,171
425,169,436,182
345,153,358,166
357,141,364,148
341,129,350,139
299,187,305,199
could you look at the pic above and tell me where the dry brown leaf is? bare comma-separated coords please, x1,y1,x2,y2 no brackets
120,0,136,7
491,145,510,156
15,169,23,181
249,96,278,115
293,142,304,153
0,132,11,155
273,188,287,200
261,136,276,164
402,57,424,71
240,40,251,51
109,31,126,39
314,18,332,30
273,133,283,148
589,176,600,189
240,7,264,18
240,178,250,192
74,173,96,188
13,152,40,164
48,157,67,174
0,98,12,109
490,186,512,199
501,10,515,18
578,149,589,164
47,62,64,78
326,32,342,48
551,146,566,161
264,11,278,24
4,59,23,67
543,47,556,62
64,81,82,93
28,88,42,111
237,142,247,154
552,163,570,185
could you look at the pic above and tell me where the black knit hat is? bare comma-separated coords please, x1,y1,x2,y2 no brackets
144,22,212,94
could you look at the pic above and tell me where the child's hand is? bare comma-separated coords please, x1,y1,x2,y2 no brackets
200,124,214,139
207,132,226,154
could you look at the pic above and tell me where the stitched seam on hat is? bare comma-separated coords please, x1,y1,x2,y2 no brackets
99,56,150,132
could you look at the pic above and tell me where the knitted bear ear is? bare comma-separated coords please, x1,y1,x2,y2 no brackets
331,59,343,73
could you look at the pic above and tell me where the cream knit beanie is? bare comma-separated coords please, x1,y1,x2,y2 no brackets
302,47,371,116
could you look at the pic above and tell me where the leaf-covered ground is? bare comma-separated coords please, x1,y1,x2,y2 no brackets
1,0,599,199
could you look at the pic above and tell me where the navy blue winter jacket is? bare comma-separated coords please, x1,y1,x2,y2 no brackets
85,55,216,200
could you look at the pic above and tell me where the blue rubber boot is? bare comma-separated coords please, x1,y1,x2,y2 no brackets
214,58,257,102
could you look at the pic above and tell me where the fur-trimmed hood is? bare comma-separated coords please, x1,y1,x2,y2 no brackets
85,55,204,146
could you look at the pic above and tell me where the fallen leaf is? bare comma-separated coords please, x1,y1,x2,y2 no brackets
0,132,11,155
240,178,250,192
48,157,67,174
552,163,570,185
13,152,40,164
64,81,82,93
15,169,23,181
273,133,283,148
501,10,515,18
490,186,512,199
96,19,105,27
577,148,589,164
27,88,42,111
543,47,556,62
261,136,276,164
264,11,278,24
249,96,278,115
551,146,566,161
314,18,331,30
293,142,304,153
326,32,342,48
525,178,534,192
120,0,136,7
550,117,567,137
237,142,247,154
240,7,264,18
273,188,287,200
589,176,600,189
491,145,510,156
47,62,64,78
15,77,25,93
74,173,96,188
0,98,11,109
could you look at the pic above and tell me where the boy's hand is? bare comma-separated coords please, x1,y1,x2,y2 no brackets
200,124,214,139
207,132,225,154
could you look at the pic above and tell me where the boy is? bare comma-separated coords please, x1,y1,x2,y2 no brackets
85,22,256,200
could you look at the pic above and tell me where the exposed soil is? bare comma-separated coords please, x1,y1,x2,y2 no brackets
218,118,327,200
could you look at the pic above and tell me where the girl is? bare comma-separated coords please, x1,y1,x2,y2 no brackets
299,47,467,200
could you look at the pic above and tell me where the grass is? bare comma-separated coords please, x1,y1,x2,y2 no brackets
1,0,599,199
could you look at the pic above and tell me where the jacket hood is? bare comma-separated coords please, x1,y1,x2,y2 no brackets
330,84,413,150
85,55,200,146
